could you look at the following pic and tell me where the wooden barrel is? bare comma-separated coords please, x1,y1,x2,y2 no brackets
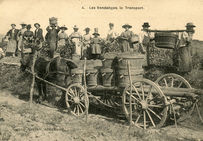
117,54,144,87
155,32,178,49
71,68,83,84
101,68,114,87
86,69,98,87
117,54,144,69
118,69,143,87
102,53,118,69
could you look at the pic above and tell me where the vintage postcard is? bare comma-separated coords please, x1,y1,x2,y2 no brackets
0,0,203,141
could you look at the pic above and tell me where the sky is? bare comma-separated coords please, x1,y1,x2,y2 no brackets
0,0,203,40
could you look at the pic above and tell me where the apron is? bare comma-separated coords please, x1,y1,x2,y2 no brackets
178,46,192,72
72,38,81,56
7,39,16,53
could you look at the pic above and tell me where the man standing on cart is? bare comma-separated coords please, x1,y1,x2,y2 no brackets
138,22,154,54
177,22,196,73
46,24,60,58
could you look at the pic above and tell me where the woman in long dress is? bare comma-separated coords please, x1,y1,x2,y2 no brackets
6,24,19,56
120,24,134,52
57,25,68,54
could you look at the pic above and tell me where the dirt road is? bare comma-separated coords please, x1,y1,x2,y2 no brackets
0,90,203,141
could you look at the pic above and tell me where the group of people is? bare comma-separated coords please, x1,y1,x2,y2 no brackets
4,21,154,60
3,19,196,73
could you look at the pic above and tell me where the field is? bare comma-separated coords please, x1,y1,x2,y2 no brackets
0,55,203,141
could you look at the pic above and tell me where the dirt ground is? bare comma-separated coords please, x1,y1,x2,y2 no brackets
0,57,203,141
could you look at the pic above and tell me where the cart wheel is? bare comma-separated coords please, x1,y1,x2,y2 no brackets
155,73,194,122
155,73,191,88
65,83,89,117
122,78,168,129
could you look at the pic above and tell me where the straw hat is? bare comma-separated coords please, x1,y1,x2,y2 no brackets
122,24,132,28
34,23,40,27
60,25,68,30
142,22,150,28
11,24,16,26
186,22,196,27
20,22,27,26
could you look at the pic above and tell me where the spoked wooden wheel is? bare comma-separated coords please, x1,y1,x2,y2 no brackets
122,79,168,129
155,73,191,88
155,73,195,122
65,83,89,117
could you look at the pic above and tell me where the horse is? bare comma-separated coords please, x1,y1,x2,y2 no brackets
34,56,78,103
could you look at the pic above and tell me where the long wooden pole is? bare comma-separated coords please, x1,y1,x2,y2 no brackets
127,61,133,125
83,57,88,122
146,29,186,32
29,51,37,105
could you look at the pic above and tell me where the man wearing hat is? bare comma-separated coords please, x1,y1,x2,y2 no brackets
82,27,91,59
57,25,68,54
119,24,134,52
106,23,117,42
46,23,60,58
5,24,19,57
138,22,154,54
34,23,44,49
90,28,103,59
17,23,27,54
69,25,82,57
177,22,196,73
20,24,34,71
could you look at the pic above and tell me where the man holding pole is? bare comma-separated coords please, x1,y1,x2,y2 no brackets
177,22,196,73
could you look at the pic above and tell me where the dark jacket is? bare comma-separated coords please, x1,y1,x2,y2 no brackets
45,26,60,42
6,29,19,40
34,28,44,42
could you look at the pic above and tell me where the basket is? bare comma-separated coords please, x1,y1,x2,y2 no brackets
155,32,178,49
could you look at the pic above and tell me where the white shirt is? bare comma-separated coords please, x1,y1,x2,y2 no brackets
106,29,117,40
138,30,154,44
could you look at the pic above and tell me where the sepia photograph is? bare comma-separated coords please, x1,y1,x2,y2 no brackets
0,0,203,140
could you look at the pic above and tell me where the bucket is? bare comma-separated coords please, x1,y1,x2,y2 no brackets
49,17,58,25
155,32,178,49
71,68,83,84
101,68,114,87
118,69,143,87
86,69,98,87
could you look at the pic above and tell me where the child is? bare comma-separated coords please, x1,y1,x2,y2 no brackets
91,28,103,60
